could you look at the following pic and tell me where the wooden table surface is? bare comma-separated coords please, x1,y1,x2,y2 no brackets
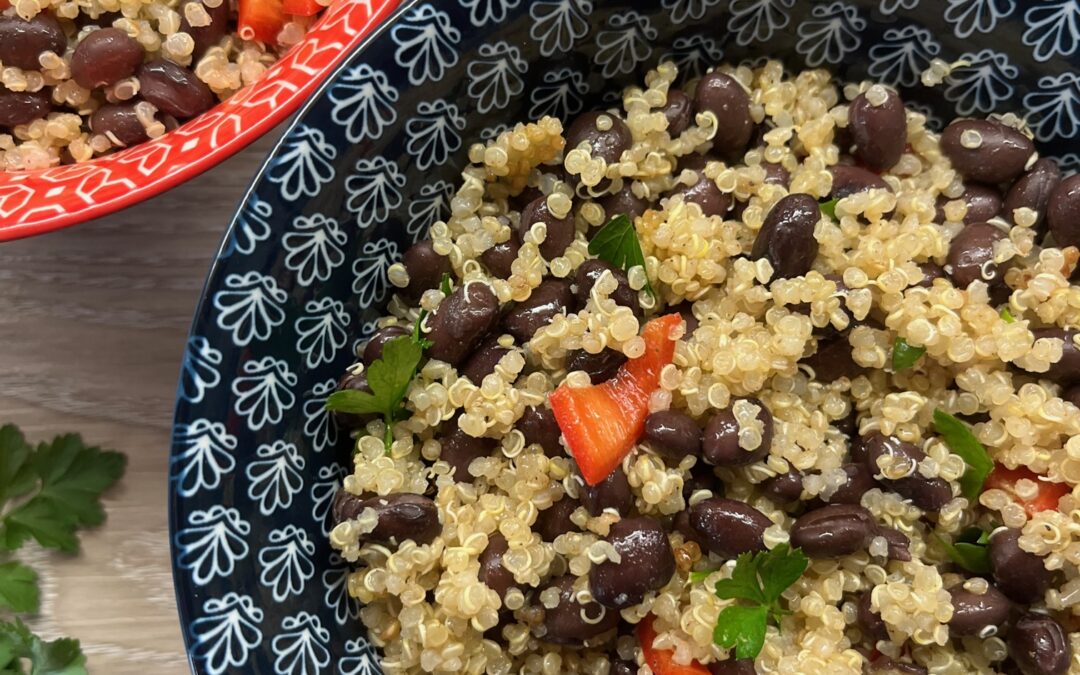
0,127,286,674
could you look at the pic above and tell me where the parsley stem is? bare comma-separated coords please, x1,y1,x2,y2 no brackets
383,418,394,455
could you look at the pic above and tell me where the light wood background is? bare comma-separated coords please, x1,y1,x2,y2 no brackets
0,127,285,674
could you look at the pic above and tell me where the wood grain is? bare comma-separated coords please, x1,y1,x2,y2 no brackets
0,125,286,674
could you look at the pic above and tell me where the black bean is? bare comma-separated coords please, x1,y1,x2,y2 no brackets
581,466,633,517
989,528,1051,604
479,533,517,599
829,164,892,199
801,336,864,382
0,90,50,128
480,239,520,279
1048,173,1080,250
915,262,945,288
683,463,721,501
687,497,770,558
790,504,878,558
70,28,144,89
426,282,499,366
400,239,452,302
672,510,703,546
565,110,632,165
1064,384,1080,409
574,259,641,316
693,70,752,157
761,469,803,504
1008,613,1071,675
948,585,1010,637
857,590,889,642
702,398,773,466
611,659,637,675
590,517,674,609
867,655,927,675
540,575,619,645
763,161,790,187
90,104,150,146
946,222,1007,288
439,425,496,484
863,433,953,512
330,488,370,526
181,0,231,60
670,301,699,334
137,59,214,119
935,184,1002,224
359,493,441,546
1028,328,1080,384
565,347,627,384
709,659,756,675
826,463,876,505
598,183,648,223
503,278,573,342
642,410,702,459
1006,158,1061,235
534,496,580,541
519,195,576,259
661,88,692,137
941,119,1035,185
0,14,66,71
666,156,730,217
333,369,374,430
519,405,562,457
751,193,821,279
879,526,912,561
459,337,509,384
510,184,544,212
362,325,411,365
848,88,907,171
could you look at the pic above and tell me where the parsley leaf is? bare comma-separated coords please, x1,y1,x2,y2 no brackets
689,568,717,583
0,431,126,554
0,427,36,508
714,605,768,660
440,273,452,296
933,409,994,501
0,619,86,675
934,528,991,574
0,564,38,614
708,544,808,660
1000,307,1016,323
587,214,654,296
325,336,425,451
412,311,434,350
892,337,926,371
819,197,839,221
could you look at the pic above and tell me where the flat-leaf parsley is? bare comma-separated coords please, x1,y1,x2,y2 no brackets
709,544,808,659
933,409,993,500
892,337,926,371
587,214,653,296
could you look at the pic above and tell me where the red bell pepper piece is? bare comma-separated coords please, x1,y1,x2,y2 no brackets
238,0,284,43
984,465,1070,516
637,615,712,675
549,313,681,486
282,0,323,16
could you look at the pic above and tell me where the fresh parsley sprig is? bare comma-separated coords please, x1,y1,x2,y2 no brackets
892,337,926,371
819,197,839,221
587,214,654,297
934,527,991,574
325,336,426,452
1000,307,1016,323
0,423,126,674
710,544,808,660
933,409,993,500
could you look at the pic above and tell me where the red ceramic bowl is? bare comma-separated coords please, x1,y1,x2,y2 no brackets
0,0,399,241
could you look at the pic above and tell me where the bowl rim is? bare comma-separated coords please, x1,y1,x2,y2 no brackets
0,0,402,242
166,1,419,670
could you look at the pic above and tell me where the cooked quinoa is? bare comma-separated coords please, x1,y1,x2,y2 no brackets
327,59,1080,675
0,0,325,170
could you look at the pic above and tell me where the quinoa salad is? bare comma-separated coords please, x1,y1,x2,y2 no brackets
325,59,1080,675
0,0,328,169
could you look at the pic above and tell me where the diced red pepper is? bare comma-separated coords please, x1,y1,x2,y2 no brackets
549,313,681,486
637,615,712,675
282,0,323,16
238,0,284,44
984,465,1070,516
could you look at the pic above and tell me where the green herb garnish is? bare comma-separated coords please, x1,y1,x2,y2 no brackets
819,197,839,221
710,544,808,659
1000,307,1016,323
440,273,452,296
934,527,992,574
326,336,425,452
412,310,433,350
933,409,993,501
689,568,716,584
892,337,926,371
0,423,126,674
587,214,654,296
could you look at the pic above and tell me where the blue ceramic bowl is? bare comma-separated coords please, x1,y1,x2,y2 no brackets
169,1,1080,673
